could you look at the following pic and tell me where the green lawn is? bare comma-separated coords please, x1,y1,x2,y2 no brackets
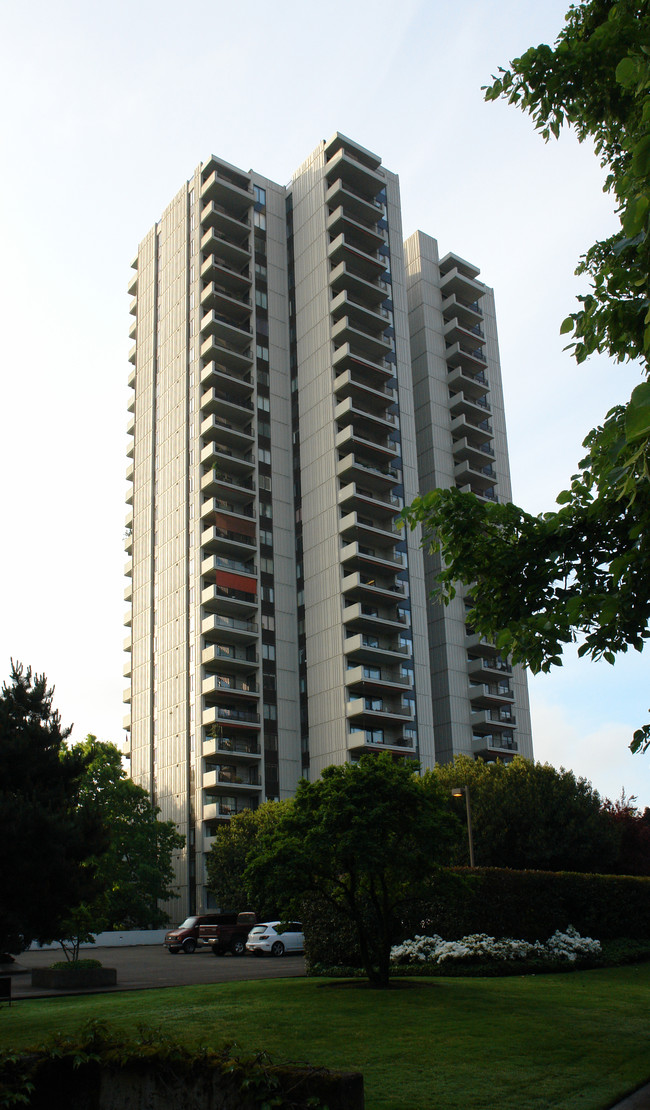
2,965,650,1109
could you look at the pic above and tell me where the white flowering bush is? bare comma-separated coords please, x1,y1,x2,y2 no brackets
390,926,601,966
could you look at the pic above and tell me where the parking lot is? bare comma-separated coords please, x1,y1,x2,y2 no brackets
6,944,306,999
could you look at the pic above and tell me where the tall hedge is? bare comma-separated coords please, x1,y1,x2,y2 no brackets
303,869,650,970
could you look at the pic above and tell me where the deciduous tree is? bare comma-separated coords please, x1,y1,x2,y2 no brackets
245,755,455,988
430,755,618,872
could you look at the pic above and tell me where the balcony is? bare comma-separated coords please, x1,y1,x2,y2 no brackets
203,799,257,822
446,341,488,372
201,388,254,429
325,146,385,197
469,682,515,709
200,253,251,294
332,318,391,363
467,654,511,680
331,288,390,331
347,730,416,755
335,398,396,439
452,432,495,465
199,224,251,269
328,233,387,281
202,734,260,760
200,416,254,456
339,510,399,547
201,525,255,561
338,482,401,522
325,178,383,224
202,613,258,643
343,602,408,635
201,280,251,314
329,261,388,307
453,458,497,492
200,442,256,478
472,733,518,760
201,360,253,398
202,581,257,617
199,201,250,239
200,165,253,211
345,663,411,692
341,571,406,603
200,468,255,505
442,293,483,327
439,266,485,303
334,368,396,411
344,632,411,664
203,704,260,729
200,334,253,372
448,391,491,423
336,454,400,492
332,343,394,384
447,366,489,403
335,425,398,462
472,708,517,732
202,673,259,700
201,308,252,347
346,697,414,723
340,540,406,574
202,643,259,672
327,206,386,252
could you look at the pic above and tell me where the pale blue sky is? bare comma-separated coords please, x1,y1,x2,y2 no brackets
1,0,647,806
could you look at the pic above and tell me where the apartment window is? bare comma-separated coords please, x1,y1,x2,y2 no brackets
260,501,272,518
261,585,274,603
262,643,275,660
254,185,266,206
261,614,275,631
258,420,271,437
263,703,277,720
261,556,274,573
258,395,270,412
255,261,267,280
260,528,272,546
259,447,271,464
255,289,268,309
256,344,269,361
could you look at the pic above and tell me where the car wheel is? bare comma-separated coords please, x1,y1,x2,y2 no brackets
271,941,285,958
182,938,197,954
231,938,245,956
167,947,180,954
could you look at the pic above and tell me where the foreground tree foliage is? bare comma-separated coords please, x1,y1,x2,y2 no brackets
66,738,185,935
431,756,619,872
245,755,456,988
602,791,650,874
401,0,650,751
0,664,106,956
205,801,290,921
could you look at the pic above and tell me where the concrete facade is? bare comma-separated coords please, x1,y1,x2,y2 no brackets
124,134,533,916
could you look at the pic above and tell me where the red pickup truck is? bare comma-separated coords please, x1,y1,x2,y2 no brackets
198,911,257,956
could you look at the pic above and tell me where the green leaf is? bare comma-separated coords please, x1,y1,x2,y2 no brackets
625,382,650,443
632,134,650,178
615,56,637,88
560,316,574,335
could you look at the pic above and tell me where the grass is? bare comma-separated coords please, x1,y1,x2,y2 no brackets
2,965,650,1109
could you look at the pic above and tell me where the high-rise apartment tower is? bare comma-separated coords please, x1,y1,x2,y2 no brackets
124,133,533,916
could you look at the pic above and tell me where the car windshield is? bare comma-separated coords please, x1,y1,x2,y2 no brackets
250,925,273,935
177,917,199,929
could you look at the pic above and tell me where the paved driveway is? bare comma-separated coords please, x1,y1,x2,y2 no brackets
5,945,306,999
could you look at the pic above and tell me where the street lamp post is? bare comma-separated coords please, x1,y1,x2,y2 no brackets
451,785,475,868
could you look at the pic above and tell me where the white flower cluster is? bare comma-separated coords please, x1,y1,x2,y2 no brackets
390,925,601,965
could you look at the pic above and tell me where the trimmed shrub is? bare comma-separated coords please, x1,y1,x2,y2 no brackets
303,869,650,972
